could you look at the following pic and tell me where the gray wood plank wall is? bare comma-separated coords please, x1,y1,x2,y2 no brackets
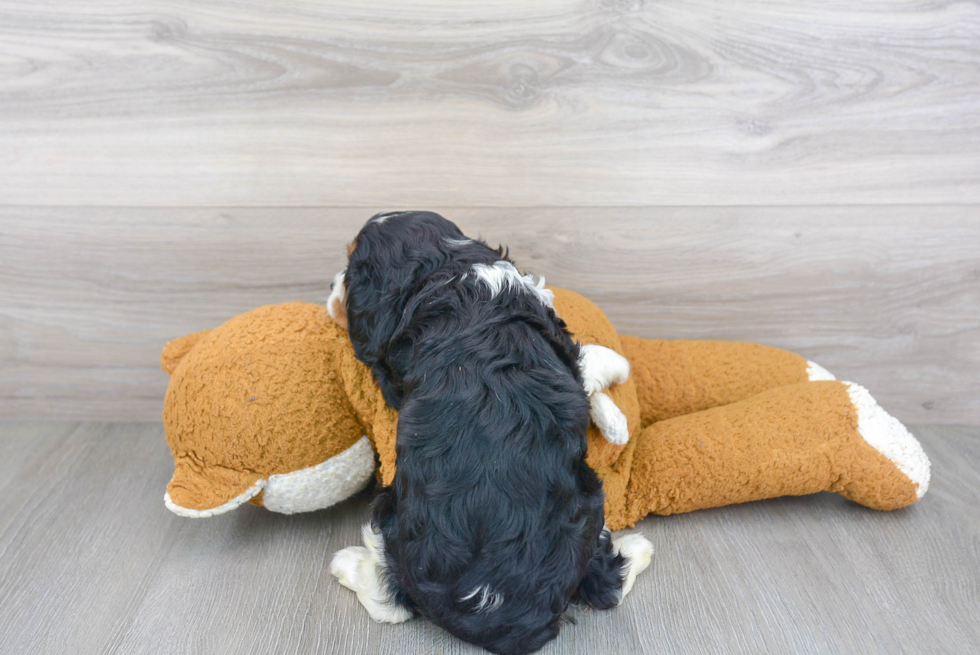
2,0,979,206
1,1,978,423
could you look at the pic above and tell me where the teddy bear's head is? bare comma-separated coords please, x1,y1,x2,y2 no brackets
162,302,376,517
160,289,639,517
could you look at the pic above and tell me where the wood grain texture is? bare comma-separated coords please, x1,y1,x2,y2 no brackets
2,206,977,423
0,421,976,654
0,0,978,206
0,422,185,654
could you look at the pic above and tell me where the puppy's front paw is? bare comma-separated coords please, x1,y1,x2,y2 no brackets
590,392,629,445
613,533,653,600
579,344,630,396
579,345,631,444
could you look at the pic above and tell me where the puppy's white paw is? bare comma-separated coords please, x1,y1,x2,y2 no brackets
613,533,654,601
579,345,630,444
579,344,630,396
590,392,629,445
330,545,369,591
330,525,413,624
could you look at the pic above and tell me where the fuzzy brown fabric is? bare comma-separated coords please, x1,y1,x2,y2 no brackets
164,302,385,510
617,380,919,528
620,335,811,426
161,289,922,525
550,287,639,470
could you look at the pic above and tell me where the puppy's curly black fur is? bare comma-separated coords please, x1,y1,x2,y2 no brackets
341,211,626,655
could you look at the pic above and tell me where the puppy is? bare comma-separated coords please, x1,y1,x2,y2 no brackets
328,211,652,655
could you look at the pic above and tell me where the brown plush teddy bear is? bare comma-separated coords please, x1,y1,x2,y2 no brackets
161,288,930,530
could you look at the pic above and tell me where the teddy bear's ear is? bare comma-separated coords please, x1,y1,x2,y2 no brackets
160,330,210,376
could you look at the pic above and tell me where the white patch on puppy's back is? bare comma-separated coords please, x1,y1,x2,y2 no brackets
371,211,409,225
443,237,474,248
471,260,554,308
460,585,504,613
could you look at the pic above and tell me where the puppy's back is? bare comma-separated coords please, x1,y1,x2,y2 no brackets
378,304,600,655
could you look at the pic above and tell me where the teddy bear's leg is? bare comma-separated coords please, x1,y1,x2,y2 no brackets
619,335,834,428
618,380,930,527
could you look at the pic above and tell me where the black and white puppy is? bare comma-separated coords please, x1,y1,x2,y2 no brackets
328,211,652,655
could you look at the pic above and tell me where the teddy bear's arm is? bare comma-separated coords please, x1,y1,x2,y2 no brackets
619,335,829,429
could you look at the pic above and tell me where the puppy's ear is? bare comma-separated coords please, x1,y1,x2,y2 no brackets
351,274,434,408
373,336,413,409
345,212,459,392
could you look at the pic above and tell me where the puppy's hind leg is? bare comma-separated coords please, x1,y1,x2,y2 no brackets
576,529,653,609
330,523,412,624
613,533,654,599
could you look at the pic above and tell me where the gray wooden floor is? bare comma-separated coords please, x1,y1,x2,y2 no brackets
1,421,977,654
